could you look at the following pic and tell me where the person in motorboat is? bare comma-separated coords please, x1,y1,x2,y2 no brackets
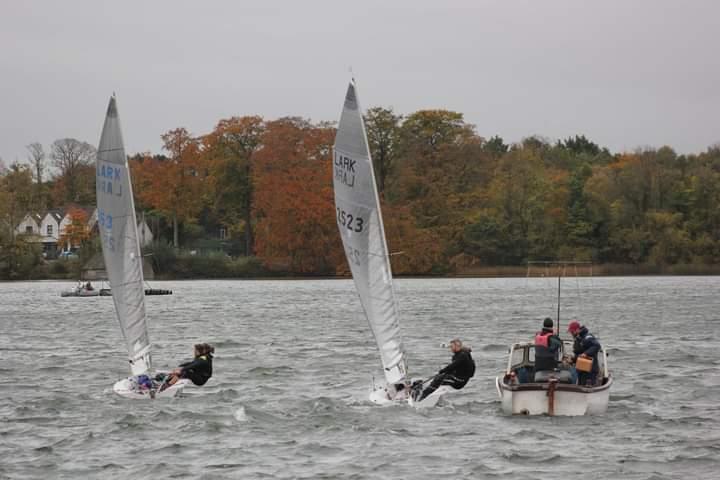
413,338,475,401
534,317,562,374
159,343,214,390
567,320,601,386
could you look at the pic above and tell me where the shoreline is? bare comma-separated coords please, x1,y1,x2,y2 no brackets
4,263,720,282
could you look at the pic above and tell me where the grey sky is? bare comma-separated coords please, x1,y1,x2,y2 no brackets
1,0,718,166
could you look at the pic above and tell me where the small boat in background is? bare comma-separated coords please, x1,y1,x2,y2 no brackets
60,280,109,297
61,282,100,297
61,281,171,297
144,288,172,296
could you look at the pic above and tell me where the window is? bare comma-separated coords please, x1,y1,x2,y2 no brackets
219,227,227,240
510,347,525,369
47,224,53,236
25,226,33,234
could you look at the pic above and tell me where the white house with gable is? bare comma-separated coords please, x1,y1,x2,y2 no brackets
16,206,155,257
16,213,42,236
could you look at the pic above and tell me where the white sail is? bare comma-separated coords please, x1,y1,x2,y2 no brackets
333,81,407,384
96,96,151,376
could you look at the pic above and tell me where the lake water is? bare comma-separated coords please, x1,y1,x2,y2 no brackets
1,277,718,479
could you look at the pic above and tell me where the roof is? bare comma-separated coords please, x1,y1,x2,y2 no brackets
43,208,66,224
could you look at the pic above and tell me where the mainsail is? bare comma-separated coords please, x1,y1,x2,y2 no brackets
96,96,151,376
333,81,407,384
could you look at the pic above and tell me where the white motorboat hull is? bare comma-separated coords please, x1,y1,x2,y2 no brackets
496,375,613,416
61,289,100,297
113,376,190,399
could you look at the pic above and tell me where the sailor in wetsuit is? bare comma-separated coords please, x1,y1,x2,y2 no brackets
414,338,475,401
161,343,214,389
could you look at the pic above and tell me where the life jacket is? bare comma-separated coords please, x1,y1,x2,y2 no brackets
535,331,553,348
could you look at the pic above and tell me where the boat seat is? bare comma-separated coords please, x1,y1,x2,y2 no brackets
533,369,573,384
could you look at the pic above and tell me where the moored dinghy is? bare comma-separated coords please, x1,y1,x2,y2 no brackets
96,95,189,399
333,79,450,408
495,263,613,415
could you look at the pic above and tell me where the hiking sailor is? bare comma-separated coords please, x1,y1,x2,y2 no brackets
413,338,475,401
159,343,214,390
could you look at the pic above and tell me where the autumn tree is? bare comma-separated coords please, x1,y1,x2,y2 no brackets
203,116,265,256
132,129,205,248
253,118,342,273
0,164,42,279
26,142,46,184
0,163,36,241
364,107,402,194
59,207,90,250
483,135,509,157
50,138,96,204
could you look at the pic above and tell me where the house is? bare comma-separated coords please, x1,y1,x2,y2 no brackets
87,209,155,247
16,213,42,236
16,207,155,257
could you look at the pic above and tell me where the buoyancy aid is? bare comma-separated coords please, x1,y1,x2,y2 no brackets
535,331,553,348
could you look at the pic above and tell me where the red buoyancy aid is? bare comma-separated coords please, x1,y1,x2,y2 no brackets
535,331,553,348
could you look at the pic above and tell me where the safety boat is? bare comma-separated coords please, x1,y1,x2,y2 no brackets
495,340,612,415
495,262,612,415
60,281,111,297
333,79,449,409
96,95,189,399
60,285,100,297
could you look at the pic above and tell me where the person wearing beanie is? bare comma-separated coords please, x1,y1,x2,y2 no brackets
533,317,562,374
567,320,601,386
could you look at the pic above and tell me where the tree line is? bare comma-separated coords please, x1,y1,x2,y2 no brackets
2,108,720,278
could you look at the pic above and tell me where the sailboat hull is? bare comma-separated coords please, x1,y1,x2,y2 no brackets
113,377,190,399
368,383,453,408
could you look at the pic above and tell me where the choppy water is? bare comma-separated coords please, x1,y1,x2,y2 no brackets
1,277,718,479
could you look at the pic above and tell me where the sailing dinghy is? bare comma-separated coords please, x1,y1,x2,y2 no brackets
96,96,189,399
333,80,451,408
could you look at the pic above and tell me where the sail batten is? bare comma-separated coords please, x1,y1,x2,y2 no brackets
96,96,151,376
333,81,407,385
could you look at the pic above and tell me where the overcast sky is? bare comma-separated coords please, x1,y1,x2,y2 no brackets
1,0,718,166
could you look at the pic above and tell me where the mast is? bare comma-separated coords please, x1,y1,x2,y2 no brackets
557,272,561,335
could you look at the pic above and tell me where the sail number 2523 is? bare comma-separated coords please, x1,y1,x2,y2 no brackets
336,208,364,233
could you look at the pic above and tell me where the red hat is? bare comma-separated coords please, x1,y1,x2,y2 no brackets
567,320,581,334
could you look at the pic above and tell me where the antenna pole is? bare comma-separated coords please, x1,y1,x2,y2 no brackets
556,271,561,335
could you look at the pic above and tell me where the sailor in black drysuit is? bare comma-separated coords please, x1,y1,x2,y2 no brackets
414,338,475,401
160,343,214,389
534,317,562,374
567,321,601,386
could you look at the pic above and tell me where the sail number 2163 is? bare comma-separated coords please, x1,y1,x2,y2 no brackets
336,208,364,233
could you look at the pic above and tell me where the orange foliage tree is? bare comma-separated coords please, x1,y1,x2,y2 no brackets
60,207,90,249
131,128,206,247
253,118,344,273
